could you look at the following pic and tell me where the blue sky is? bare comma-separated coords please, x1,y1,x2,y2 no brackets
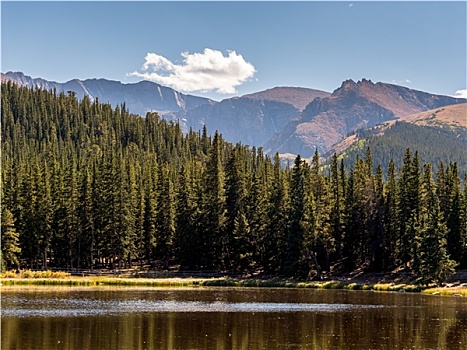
2,1,466,100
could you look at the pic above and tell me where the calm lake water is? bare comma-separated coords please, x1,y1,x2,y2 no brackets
1,286,466,349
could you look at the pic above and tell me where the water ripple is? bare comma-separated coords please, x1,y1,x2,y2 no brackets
2,299,385,318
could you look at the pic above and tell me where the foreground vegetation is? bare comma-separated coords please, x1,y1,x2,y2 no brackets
2,83,466,287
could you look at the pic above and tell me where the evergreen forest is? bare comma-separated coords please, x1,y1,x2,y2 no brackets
1,83,466,285
336,122,467,179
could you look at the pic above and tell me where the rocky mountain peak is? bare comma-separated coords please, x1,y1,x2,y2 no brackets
334,78,376,94
339,78,357,89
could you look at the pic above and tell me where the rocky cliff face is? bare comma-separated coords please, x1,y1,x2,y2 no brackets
180,97,302,147
264,79,467,157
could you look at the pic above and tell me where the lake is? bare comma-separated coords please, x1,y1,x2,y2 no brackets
1,286,466,349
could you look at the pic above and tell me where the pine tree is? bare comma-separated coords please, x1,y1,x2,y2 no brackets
310,149,332,271
460,175,467,268
415,164,456,285
142,157,158,264
263,153,289,274
286,155,316,277
174,164,198,269
1,209,21,270
201,131,226,269
34,160,53,269
154,162,175,268
134,175,146,267
444,163,463,264
343,167,358,271
397,149,421,269
245,169,268,273
368,165,385,271
124,160,138,266
383,159,398,269
329,153,344,262
343,158,368,270
224,148,248,270
18,164,42,268
62,159,81,269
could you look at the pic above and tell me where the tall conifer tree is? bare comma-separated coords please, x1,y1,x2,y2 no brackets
415,164,456,285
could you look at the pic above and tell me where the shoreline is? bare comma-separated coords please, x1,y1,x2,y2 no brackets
1,275,466,296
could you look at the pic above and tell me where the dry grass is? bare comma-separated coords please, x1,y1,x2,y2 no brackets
401,103,467,128
1,270,70,279
0,272,215,287
423,286,467,296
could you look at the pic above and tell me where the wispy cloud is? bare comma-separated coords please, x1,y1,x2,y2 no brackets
453,89,467,99
128,49,256,94
392,79,412,85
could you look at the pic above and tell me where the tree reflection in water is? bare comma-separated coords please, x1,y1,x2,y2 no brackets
2,288,467,349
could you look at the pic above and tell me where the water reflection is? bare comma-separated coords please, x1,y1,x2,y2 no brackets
2,287,467,349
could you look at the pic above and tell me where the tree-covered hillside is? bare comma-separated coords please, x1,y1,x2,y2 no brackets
1,83,466,285
330,122,467,179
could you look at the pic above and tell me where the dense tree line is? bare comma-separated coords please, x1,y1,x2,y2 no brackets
1,83,466,284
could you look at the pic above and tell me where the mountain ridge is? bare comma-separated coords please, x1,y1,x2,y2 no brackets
265,79,466,157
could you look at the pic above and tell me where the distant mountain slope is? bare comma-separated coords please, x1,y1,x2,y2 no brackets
180,97,302,147
265,79,466,158
242,86,330,111
396,103,467,128
1,71,214,116
324,103,467,177
179,86,330,147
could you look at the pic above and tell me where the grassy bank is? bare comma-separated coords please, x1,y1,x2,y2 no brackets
0,277,211,287
0,269,209,287
200,278,422,292
423,286,467,296
1,270,466,295
0,276,420,291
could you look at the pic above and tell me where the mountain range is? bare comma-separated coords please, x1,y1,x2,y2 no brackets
2,71,465,160
0,71,214,117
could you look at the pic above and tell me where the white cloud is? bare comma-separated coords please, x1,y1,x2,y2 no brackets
453,89,467,99
405,79,412,83
128,48,256,94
